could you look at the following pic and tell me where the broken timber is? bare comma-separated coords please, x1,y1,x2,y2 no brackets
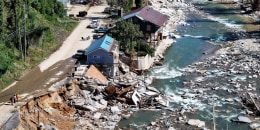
239,91,260,115
247,91,260,112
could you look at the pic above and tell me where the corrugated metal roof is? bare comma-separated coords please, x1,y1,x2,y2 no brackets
85,35,114,54
123,6,169,26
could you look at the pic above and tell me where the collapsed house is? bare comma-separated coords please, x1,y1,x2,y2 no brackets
14,64,169,129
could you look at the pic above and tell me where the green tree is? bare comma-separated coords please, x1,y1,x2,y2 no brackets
135,0,143,8
121,0,133,12
0,1,3,35
108,0,133,12
31,0,64,17
109,19,143,54
135,40,155,56
0,43,14,75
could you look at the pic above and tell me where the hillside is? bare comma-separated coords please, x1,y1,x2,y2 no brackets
0,0,79,90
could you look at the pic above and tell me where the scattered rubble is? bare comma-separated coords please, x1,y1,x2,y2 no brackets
125,38,260,129
16,61,171,129
175,39,260,127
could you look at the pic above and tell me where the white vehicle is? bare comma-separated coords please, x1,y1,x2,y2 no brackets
87,19,100,28
87,23,99,28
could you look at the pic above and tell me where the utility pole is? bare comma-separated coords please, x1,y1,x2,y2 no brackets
213,104,216,130
23,0,27,62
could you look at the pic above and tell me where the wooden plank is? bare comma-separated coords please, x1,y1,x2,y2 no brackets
247,91,260,111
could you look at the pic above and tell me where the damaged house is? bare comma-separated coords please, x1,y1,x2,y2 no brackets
85,35,119,78
118,6,169,70
122,6,169,44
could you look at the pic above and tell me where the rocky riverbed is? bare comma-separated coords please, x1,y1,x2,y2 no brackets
140,38,260,129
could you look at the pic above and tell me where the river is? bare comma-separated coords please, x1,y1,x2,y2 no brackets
118,0,260,129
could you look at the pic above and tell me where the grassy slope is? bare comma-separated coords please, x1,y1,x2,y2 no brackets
0,10,79,90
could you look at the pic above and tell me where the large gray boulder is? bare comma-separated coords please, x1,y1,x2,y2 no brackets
187,119,205,128
237,116,252,123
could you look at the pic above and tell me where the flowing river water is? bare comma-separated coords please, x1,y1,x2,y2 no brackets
119,0,260,129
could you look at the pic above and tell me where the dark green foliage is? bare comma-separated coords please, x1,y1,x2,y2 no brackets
0,43,14,75
108,0,133,12
135,0,143,8
31,0,65,17
0,1,3,34
135,40,155,56
109,19,154,56
109,19,143,53
137,51,147,56
0,0,78,90
122,0,133,12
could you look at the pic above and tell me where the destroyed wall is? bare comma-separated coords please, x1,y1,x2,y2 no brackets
17,84,78,130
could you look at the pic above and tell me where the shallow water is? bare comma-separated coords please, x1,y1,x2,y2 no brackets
118,1,260,129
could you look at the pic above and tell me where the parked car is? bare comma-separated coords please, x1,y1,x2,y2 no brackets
87,23,99,28
93,34,102,39
87,19,100,28
74,49,85,59
76,11,87,17
94,27,109,33
91,19,100,23
103,7,112,14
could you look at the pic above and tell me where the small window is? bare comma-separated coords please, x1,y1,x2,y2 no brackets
93,55,100,59
147,25,151,31
133,17,138,23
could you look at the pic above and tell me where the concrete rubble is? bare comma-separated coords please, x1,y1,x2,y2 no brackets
15,62,171,129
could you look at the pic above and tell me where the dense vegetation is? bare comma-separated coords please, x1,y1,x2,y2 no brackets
109,20,154,56
0,0,78,90
107,0,134,12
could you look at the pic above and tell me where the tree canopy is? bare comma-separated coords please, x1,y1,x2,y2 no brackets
135,0,144,9
0,43,13,75
0,0,77,90
109,19,142,52
109,19,154,56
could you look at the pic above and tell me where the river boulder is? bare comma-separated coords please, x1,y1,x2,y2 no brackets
232,116,252,123
187,119,205,128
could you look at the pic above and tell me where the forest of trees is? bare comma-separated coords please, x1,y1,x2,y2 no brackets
0,0,77,90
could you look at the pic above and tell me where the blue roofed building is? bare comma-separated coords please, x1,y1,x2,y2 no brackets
85,35,119,78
